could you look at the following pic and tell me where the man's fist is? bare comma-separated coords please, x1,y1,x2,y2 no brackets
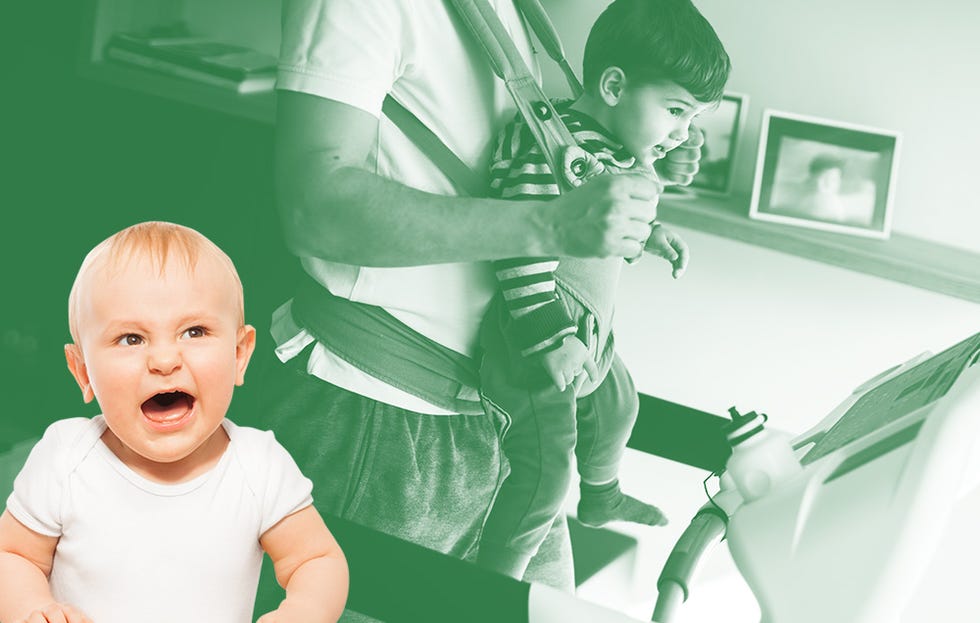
545,173,663,259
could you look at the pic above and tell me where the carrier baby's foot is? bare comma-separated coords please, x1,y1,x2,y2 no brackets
577,479,668,528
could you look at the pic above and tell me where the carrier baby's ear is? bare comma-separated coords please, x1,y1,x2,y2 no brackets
65,344,95,403
598,66,627,105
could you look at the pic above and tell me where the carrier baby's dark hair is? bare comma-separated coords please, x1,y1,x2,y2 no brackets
583,0,731,103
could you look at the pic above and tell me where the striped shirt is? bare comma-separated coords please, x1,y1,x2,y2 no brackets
489,100,640,357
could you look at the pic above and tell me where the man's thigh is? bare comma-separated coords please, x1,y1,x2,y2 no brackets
254,355,504,558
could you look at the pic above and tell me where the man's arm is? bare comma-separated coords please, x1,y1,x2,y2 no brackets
274,91,661,266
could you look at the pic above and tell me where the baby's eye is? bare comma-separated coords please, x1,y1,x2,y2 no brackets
117,334,143,346
668,107,685,118
182,326,207,339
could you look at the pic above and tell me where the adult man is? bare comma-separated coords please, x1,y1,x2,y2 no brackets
262,0,702,611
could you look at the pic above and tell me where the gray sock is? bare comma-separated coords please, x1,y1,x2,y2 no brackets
577,479,668,528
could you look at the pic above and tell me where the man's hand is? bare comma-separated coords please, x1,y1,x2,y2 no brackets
13,603,92,623
542,174,662,259
656,126,704,187
644,224,690,278
538,336,600,392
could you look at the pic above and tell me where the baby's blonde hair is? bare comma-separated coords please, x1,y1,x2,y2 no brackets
67,221,245,344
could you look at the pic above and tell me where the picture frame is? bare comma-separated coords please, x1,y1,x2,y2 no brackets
749,110,901,239
690,91,748,195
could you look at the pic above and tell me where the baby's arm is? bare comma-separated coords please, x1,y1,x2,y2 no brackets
644,223,690,278
258,506,349,623
493,257,593,391
0,511,91,623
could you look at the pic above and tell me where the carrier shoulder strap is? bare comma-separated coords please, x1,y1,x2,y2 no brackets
382,0,586,196
514,0,584,99
380,96,486,197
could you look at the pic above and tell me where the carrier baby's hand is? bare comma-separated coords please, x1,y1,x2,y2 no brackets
13,602,93,623
644,223,689,278
538,336,599,392
656,125,704,187
544,174,662,260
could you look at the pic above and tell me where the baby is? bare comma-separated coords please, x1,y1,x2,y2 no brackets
0,222,348,623
477,0,731,578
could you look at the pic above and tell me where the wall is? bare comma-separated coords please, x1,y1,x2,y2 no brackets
540,0,980,253
183,0,281,56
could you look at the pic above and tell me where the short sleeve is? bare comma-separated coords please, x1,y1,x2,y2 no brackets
256,431,315,536
5,420,82,537
278,0,408,117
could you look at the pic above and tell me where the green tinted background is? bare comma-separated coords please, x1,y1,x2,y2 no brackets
2,2,295,450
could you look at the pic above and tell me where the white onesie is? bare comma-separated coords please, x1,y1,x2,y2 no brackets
6,416,313,623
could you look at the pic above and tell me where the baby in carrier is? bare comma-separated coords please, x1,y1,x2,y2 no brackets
477,0,731,579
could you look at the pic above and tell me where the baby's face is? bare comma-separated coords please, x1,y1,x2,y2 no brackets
816,167,843,194
67,251,254,477
607,80,714,169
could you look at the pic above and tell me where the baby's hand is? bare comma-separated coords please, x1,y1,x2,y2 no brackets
13,602,92,623
656,125,704,187
257,607,294,623
538,336,599,392
644,223,690,278
257,601,324,623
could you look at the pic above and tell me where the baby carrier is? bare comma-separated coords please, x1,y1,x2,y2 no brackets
291,0,633,414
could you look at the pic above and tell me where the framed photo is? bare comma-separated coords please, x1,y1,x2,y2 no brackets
691,91,747,195
749,110,901,239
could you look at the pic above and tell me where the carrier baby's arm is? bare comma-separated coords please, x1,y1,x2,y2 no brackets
258,506,349,623
643,223,690,278
492,257,598,391
0,511,92,623
493,256,576,355
275,92,661,266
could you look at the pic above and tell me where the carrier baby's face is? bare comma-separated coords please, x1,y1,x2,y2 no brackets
67,252,254,473
607,80,713,169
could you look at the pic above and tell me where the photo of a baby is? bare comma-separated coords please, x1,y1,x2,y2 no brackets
750,110,900,238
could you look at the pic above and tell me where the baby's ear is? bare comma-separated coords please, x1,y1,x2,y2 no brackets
598,66,627,106
234,325,257,386
65,344,95,403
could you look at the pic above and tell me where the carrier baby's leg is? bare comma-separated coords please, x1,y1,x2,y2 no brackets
477,366,579,580
575,355,668,528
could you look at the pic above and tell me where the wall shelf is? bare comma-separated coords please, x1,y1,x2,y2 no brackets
659,193,980,303
77,0,279,124
78,61,276,125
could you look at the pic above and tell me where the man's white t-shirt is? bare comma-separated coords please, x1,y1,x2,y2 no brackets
6,416,313,623
274,0,539,414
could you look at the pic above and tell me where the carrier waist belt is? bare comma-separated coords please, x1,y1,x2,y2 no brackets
291,275,484,415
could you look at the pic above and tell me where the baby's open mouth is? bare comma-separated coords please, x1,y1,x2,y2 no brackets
141,391,195,423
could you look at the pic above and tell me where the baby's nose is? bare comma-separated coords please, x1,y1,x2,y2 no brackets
669,124,689,145
147,345,182,374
